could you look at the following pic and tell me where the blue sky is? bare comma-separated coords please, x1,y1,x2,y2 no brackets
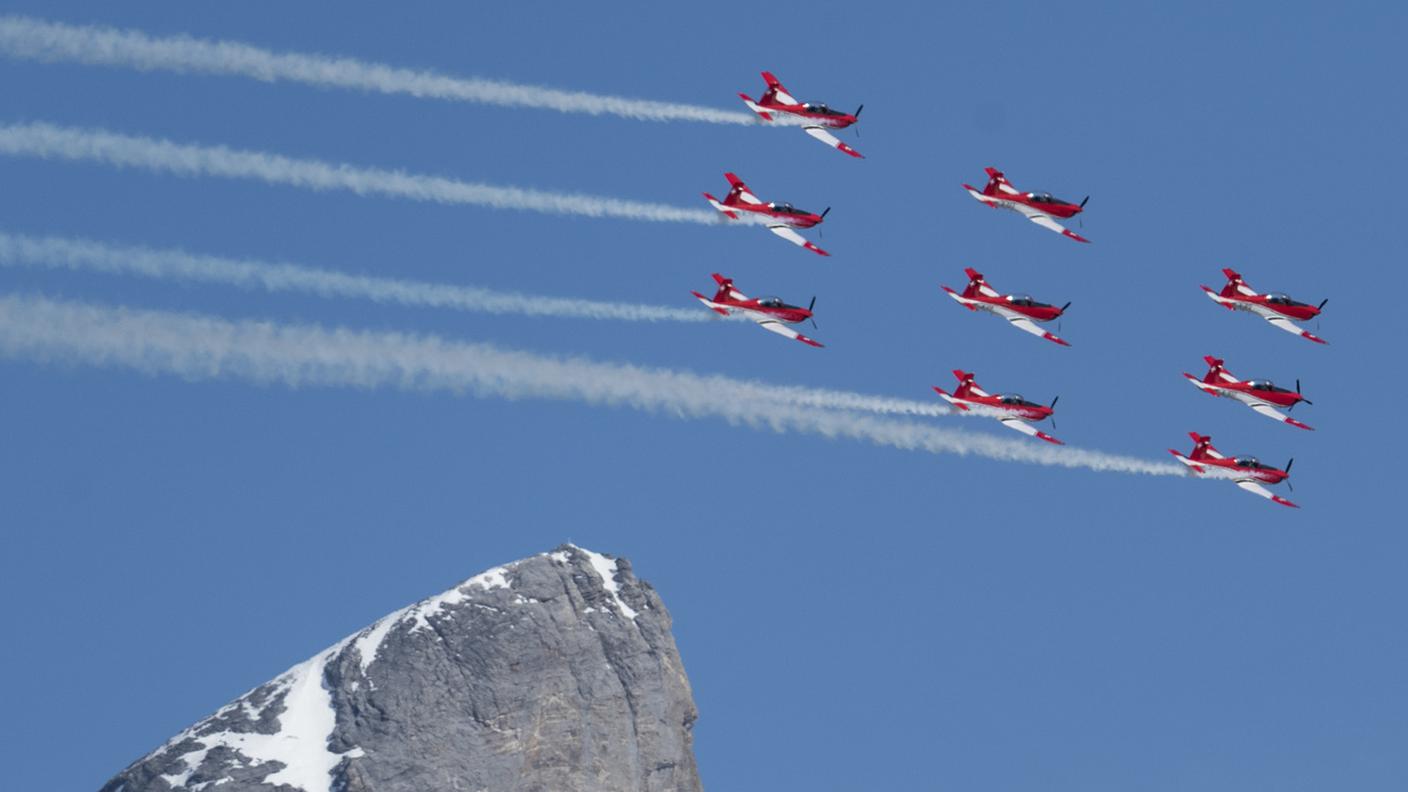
2,2,1405,789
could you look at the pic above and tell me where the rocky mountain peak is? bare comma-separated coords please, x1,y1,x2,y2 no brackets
102,545,702,792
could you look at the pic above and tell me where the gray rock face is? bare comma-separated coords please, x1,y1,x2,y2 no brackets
102,546,702,792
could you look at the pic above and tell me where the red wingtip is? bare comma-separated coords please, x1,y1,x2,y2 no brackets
1271,495,1300,508
1286,417,1315,431
1303,331,1328,345
1044,333,1071,347
837,142,864,158
805,242,830,256
798,336,824,348
1063,229,1092,243
1036,431,1064,445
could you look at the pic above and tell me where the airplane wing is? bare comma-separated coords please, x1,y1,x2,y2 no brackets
1250,402,1314,431
1019,207,1091,243
1235,479,1299,508
1266,316,1328,344
1008,316,1071,346
768,224,830,256
998,417,1063,445
802,125,863,158
753,317,823,348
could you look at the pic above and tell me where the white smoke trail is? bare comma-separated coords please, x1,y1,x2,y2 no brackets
0,230,714,323
0,15,757,126
0,121,719,225
0,293,1185,476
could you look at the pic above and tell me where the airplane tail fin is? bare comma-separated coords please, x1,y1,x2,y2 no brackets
710,273,737,302
952,369,977,398
1188,432,1214,460
702,192,738,219
1202,356,1226,382
961,268,985,298
738,93,772,121
933,386,970,410
982,167,1007,195
758,71,788,105
722,172,750,206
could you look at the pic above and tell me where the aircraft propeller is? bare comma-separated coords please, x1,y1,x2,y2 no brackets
1295,379,1312,406
1317,298,1329,311
820,207,831,220
1079,196,1090,208
1060,301,1072,314
809,296,818,329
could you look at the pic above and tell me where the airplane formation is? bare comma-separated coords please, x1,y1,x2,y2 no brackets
691,70,1329,508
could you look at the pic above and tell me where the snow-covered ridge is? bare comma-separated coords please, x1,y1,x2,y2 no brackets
352,563,511,676
158,640,360,792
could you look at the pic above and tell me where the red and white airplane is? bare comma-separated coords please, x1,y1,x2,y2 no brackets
691,273,822,348
738,71,863,158
704,173,830,256
933,369,1063,444
1183,356,1313,431
1169,432,1299,508
941,268,1071,346
963,167,1090,243
1202,268,1328,344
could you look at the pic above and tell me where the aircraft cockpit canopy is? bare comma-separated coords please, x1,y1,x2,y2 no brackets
758,297,785,308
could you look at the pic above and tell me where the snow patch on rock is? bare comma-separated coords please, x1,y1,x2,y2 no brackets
159,641,360,792
577,547,639,620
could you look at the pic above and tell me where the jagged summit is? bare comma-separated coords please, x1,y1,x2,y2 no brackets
102,545,702,792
